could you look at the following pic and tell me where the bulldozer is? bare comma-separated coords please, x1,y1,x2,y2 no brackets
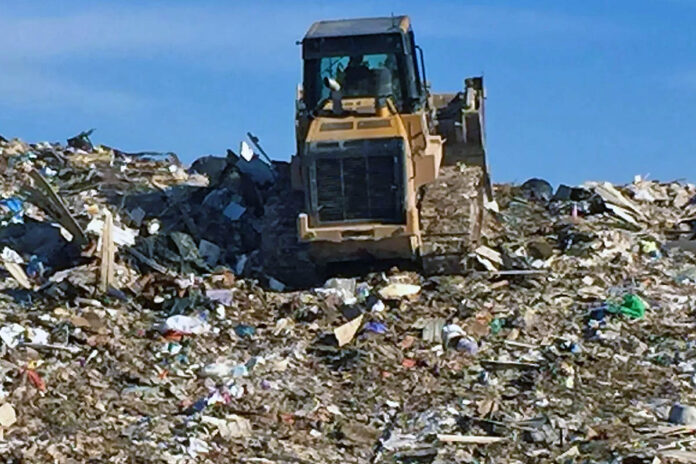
261,15,492,287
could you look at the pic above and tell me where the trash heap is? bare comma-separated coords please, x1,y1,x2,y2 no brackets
0,131,277,290
1,133,696,463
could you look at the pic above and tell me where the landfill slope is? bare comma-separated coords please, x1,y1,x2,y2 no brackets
0,134,695,463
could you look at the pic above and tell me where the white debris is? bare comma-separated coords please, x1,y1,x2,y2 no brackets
86,217,138,246
319,278,357,305
28,327,50,345
240,140,254,162
0,323,25,348
163,315,210,335
186,437,210,458
1,247,23,264
379,283,421,300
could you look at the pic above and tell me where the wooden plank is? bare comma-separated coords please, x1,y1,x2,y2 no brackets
28,168,87,245
3,261,31,289
437,434,506,444
99,210,115,292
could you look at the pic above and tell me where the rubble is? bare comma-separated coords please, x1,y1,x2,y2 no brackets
0,133,694,462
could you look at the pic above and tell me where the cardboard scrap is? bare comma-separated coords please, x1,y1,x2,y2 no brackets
586,181,646,227
422,317,446,343
201,414,251,439
474,245,503,271
474,245,503,265
605,203,640,228
334,314,363,347
342,421,380,444
555,445,580,462
0,403,17,428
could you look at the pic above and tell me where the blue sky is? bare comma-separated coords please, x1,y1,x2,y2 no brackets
1,0,695,186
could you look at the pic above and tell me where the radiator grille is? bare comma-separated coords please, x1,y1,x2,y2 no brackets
308,138,405,224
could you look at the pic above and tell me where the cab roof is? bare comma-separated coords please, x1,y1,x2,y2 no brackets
304,16,410,40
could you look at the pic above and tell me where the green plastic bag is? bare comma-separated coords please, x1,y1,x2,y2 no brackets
607,294,646,319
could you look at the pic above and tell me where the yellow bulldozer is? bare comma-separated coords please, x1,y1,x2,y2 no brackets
261,15,493,287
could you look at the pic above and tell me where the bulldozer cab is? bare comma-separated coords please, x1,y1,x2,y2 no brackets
301,16,426,115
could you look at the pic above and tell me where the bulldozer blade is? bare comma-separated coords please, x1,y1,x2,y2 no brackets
432,76,487,168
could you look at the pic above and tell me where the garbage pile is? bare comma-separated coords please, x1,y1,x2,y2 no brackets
0,131,277,290
1,132,696,463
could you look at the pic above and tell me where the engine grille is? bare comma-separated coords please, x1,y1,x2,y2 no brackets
307,137,405,224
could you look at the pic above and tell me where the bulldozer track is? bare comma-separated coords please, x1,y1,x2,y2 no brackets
419,165,487,275
260,162,321,289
